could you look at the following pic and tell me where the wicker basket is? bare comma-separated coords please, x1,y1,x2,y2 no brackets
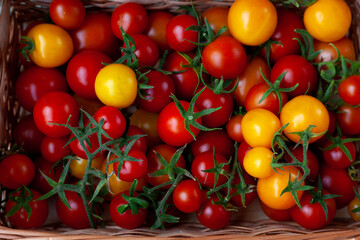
1,0,360,239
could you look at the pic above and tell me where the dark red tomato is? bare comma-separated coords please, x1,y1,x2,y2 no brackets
144,11,174,53
316,110,336,145
190,130,234,160
191,152,230,189
322,137,356,169
202,36,247,80
14,115,45,155
31,157,63,193
113,150,148,182
335,104,360,136
146,144,186,188
270,55,318,98
124,34,159,67
196,195,231,229
110,191,148,229
70,132,101,159
166,14,198,52
163,51,200,101
260,9,304,63
226,115,244,142
41,135,71,163
122,126,148,153
338,75,360,106
173,180,205,213
227,172,257,208
49,0,85,29
93,106,126,140
6,189,48,229
66,50,112,99
111,2,148,40
33,91,80,137
56,191,91,229
320,164,357,209
260,201,292,221
0,153,35,189
237,140,252,169
290,190,337,230
195,87,234,127
136,70,175,113
15,66,68,112
284,146,319,181
157,100,201,147
245,82,288,115
70,12,118,57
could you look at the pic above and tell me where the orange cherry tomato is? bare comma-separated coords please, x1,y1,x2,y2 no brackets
313,36,356,63
202,7,231,37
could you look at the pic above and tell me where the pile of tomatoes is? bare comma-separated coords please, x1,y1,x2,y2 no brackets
1,0,360,232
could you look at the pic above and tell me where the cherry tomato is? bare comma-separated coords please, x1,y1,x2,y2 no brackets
33,91,80,137
0,154,35,189
339,75,360,106
113,150,148,182
228,0,277,46
202,36,247,80
335,104,360,136
257,166,304,210
15,66,68,111
243,147,274,179
69,132,101,159
31,157,63,193
280,95,329,143
237,140,252,169
122,125,148,153
166,14,198,52
124,34,159,67
66,50,112,100
260,201,292,221
290,190,337,230
173,180,205,213
322,137,356,169
196,195,231,229
304,0,351,42
110,191,148,229
6,189,48,229
226,115,244,142
70,155,105,179
111,2,148,40
93,106,127,140
241,108,281,149
202,7,231,37
348,196,360,221
95,63,137,108
49,0,85,29
314,36,356,63
270,55,318,98
40,135,71,163
226,172,257,208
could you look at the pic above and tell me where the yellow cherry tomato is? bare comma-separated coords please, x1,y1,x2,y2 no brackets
243,147,274,179
228,0,277,46
70,154,105,179
257,166,304,210
27,23,73,68
304,0,351,42
241,108,281,149
280,95,329,144
95,63,137,108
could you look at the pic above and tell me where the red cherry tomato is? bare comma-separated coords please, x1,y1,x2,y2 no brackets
49,0,85,29
124,34,159,67
40,135,71,163
338,75,360,106
322,137,356,169
227,172,257,208
196,195,231,229
260,201,292,221
69,132,101,159
121,126,148,153
113,150,148,182
335,104,360,136
237,140,252,169
173,180,205,213
93,106,127,140
31,157,63,193
226,115,244,142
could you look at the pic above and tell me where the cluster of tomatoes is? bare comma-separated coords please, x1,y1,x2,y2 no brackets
1,0,360,232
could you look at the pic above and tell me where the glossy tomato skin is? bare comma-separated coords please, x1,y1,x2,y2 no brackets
49,0,85,29
348,197,360,221
15,66,68,111
70,12,118,57
69,132,101,159
166,15,198,52
195,87,234,128
320,164,357,209
290,190,337,230
111,2,148,40
322,137,356,169
260,201,292,221
270,55,318,98
144,11,174,53
136,70,175,113
202,36,247,80
338,75,360,106
31,157,63,193
40,135,71,163
113,150,148,182
6,189,48,229
284,147,319,181
66,50,112,99
124,34,159,67
56,191,91,229
314,37,356,63
243,147,274,179
14,115,45,155
157,101,201,147
173,180,205,213
190,130,234,160
191,152,230,189
335,105,360,136
237,140,252,169
202,7,231,37
110,191,148,229
196,195,232,229
33,91,80,137
0,154,35,189
93,106,126,140
226,115,244,142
